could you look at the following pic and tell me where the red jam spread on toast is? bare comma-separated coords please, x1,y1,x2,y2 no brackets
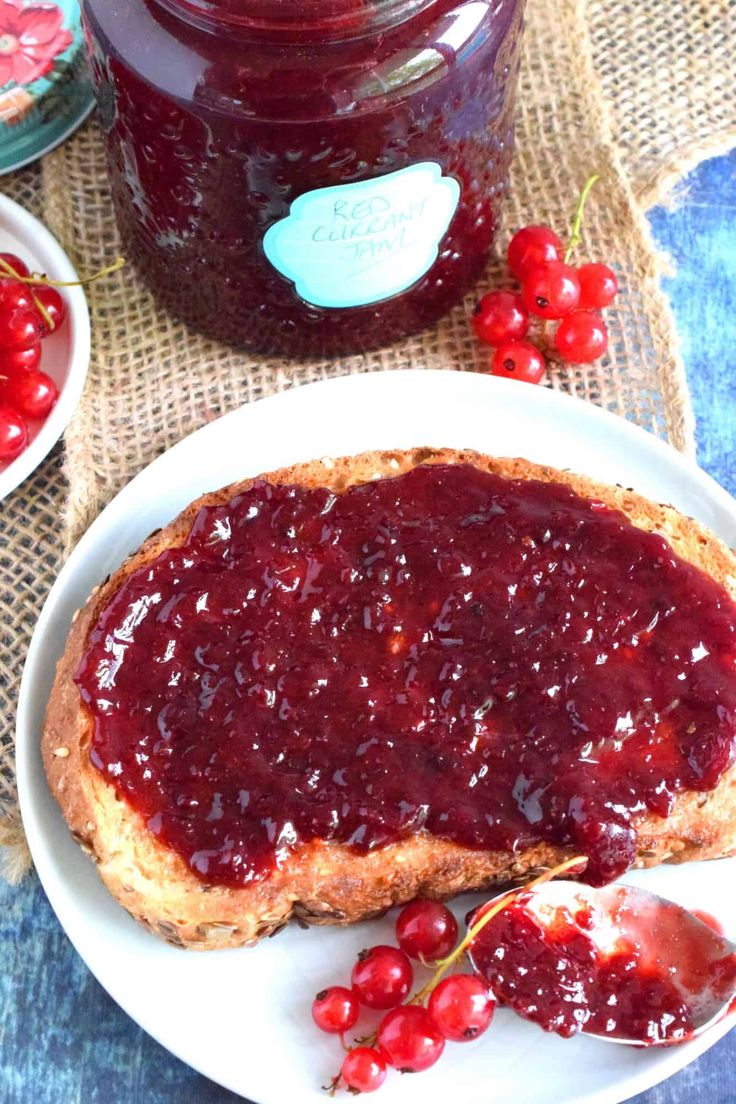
75,464,736,887
469,893,736,1044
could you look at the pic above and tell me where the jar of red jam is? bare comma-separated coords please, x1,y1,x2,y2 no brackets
81,0,525,355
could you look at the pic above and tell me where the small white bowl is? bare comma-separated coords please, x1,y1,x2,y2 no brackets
0,192,91,501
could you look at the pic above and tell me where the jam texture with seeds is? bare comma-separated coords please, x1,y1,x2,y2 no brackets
470,896,736,1044
75,464,736,886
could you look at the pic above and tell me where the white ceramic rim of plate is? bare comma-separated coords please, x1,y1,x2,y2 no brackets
16,369,736,1104
0,192,91,500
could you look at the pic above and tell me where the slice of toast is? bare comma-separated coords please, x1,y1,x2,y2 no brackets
43,448,736,950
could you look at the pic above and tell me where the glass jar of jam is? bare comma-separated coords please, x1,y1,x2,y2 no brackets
81,0,525,356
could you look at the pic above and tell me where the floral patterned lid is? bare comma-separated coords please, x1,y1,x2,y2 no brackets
0,0,93,174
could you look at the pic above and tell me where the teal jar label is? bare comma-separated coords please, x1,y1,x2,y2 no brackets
0,0,92,174
263,162,460,310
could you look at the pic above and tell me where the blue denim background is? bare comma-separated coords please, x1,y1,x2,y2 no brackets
1,150,734,1104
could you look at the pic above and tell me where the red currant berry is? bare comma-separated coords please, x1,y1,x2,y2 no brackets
351,946,413,1010
490,341,546,384
0,278,36,312
340,1047,387,1094
311,986,359,1035
0,307,43,351
427,974,496,1042
377,1005,445,1073
0,339,42,374
2,369,58,420
0,252,30,278
32,285,66,334
396,900,459,962
0,404,28,462
554,311,609,363
522,261,580,320
577,263,619,310
473,291,529,347
508,225,563,279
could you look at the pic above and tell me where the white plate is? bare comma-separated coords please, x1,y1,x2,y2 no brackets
0,193,91,500
17,370,736,1104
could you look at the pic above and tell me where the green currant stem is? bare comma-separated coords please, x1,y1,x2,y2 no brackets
563,173,601,264
323,1074,341,1097
0,257,54,330
325,855,587,1095
351,1032,376,1048
410,854,588,1006
0,255,126,289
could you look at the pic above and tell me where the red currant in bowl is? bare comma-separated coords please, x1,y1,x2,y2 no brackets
396,899,459,962
0,251,30,278
0,305,43,350
1,369,59,420
33,284,67,335
1,339,42,373
0,194,90,500
0,278,37,312
0,403,28,461
351,945,413,1010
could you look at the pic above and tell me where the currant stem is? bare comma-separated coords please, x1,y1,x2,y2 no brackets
410,855,588,1005
0,258,55,330
563,174,601,264
352,1032,376,1048
0,255,126,289
35,298,54,331
322,856,587,1094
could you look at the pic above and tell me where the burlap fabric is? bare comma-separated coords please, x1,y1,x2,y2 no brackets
591,0,736,209
1,0,734,880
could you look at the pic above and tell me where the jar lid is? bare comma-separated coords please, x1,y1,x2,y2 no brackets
0,0,93,175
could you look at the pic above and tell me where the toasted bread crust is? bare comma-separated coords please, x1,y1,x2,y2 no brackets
43,448,736,949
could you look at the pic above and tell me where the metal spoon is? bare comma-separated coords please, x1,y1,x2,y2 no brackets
467,880,736,1046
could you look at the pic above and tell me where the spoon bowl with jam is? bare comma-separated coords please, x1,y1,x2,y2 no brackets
467,881,736,1047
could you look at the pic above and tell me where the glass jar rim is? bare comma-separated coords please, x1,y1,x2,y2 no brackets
153,0,436,39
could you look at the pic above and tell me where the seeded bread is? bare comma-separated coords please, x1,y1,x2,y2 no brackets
43,448,736,950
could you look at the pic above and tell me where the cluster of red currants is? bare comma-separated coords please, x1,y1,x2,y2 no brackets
0,251,65,465
312,899,495,1094
474,224,619,384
